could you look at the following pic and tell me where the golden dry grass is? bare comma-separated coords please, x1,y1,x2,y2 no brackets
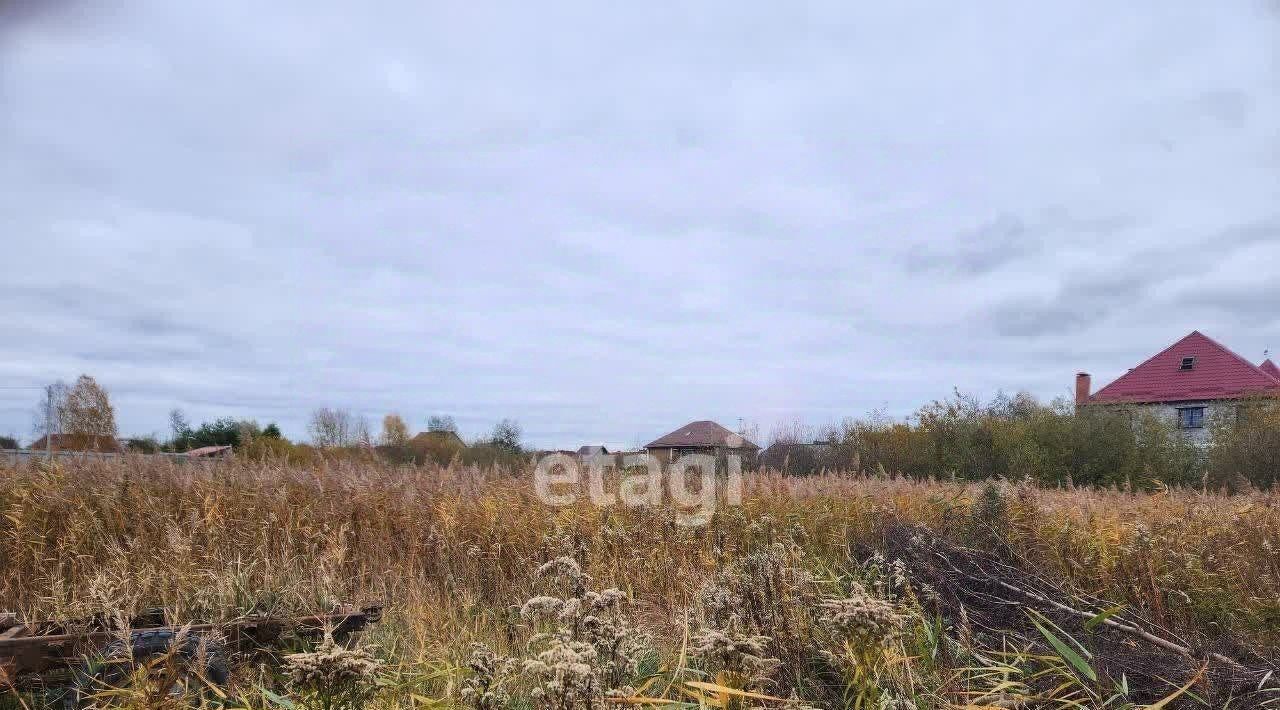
2,457,1278,708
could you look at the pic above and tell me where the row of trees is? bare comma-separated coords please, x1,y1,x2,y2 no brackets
764,390,1280,490
29,374,1273,489
27,375,119,448
165,410,284,452
168,407,526,465
14,374,528,464
176,406,528,468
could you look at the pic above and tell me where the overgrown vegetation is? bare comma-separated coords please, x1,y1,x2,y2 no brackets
766,390,1279,489
2,457,1278,708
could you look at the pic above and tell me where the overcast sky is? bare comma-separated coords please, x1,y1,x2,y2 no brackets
2,2,1278,448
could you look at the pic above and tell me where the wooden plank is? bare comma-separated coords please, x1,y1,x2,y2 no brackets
0,607,382,676
0,625,33,641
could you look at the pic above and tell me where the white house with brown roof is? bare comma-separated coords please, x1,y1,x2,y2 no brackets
644,420,759,464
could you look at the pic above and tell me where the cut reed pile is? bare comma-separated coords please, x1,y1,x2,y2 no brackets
2,457,1278,708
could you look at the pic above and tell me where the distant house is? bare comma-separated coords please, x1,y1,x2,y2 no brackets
644,420,759,464
28,434,121,453
1076,331,1280,445
410,430,466,449
572,445,617,468
406,429,467,465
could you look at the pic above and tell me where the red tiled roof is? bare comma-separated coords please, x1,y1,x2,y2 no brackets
187,445,233,457
1262,359,1280,382
1088,331,1280,405
645,420,759,449
29,434,121,452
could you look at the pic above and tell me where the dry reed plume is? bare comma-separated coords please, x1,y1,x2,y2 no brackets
2,457,1279,708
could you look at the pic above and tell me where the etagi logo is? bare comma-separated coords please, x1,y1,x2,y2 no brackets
533,449,744,527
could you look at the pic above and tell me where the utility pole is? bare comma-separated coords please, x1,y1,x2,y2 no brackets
45,384,53,458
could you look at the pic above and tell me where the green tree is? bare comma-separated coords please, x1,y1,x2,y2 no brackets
126,436,162,454
1209,399,1280,490
184,417,261,449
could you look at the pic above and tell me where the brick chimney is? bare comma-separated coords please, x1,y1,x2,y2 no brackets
1075,372,1091,405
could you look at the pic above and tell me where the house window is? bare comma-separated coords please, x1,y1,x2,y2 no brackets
1178,407,1205,429
1179,356,1196,371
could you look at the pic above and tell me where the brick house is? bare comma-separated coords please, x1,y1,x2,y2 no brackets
644,420,759,464
1076,331,1280,445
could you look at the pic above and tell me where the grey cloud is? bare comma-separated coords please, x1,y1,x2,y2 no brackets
989,271,1147,338
906,214,1038,275
1,1,1277,446
905,210,1136,277
1212,217,1280,248
1,284,246,351
1193,90,1253,127
1176,281,1280,328
988,214,1280,339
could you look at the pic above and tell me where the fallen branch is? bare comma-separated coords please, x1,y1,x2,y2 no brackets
877,521,1279,701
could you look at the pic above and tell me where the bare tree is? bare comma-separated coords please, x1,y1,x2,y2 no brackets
236,419,261,447
768,419,813,446
762,419,835,474
354,414,372,447
489,418,523,454
427,415,457,433
31,380,69,438
309,407,355,447
381,413,410,447
168,408,192,442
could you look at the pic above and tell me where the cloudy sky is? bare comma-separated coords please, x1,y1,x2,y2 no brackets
2,2,1278,448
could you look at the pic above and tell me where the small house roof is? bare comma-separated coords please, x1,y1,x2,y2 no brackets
187,445,233,457
29,434,121,452
645,420,759,450
411,430,464,446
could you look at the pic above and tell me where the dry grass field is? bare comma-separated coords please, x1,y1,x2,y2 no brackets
2,457,1280,708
